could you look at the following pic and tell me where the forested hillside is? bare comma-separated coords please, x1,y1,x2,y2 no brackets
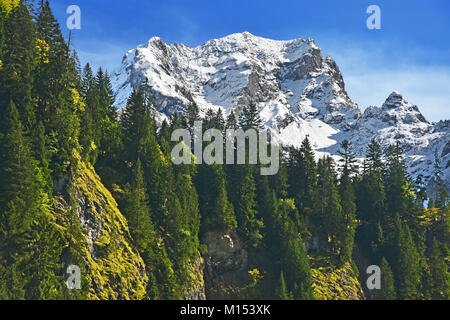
0,0,448,300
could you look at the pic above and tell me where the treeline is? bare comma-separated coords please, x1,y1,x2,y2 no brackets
0,0,448,300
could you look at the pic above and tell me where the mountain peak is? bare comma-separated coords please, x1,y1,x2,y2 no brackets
384,91,406,108
362,91,429,125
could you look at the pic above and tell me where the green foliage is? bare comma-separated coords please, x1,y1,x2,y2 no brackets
0,1,446,301
287,137,317,217
427,238,449,299
235,168,264,248
0,101,63,299
276,271,292,300
277,199,314,299
374,257,396,300
238,101,263,131
34,0,80,177
0,0,36,131
392,216,421,300
196,164,237,232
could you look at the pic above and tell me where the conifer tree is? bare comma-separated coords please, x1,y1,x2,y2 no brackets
314,157,347,258
366,139,383,173
79,63,98,163
337,141,357,262
121,83,157,165
235,168,263,248
276,271,291,300
392,216,421,300
239,101,263,131
373,257,396,300
226,110,238,129
278,199,314,300
432,149,449,208
184,102,200,133
427,238,449,300
384,144,412,219
286,141,319,254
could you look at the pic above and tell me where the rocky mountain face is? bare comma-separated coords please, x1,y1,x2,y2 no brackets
53,153,148,300
111,32,449,192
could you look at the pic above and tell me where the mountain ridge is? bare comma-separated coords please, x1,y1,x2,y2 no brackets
111,32,449,192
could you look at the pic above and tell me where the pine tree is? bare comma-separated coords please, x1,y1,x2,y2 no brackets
93,69,123,187
239,101,263,131
270,150,289,199
392,216,421,300
338,141,357,262
184,101,200,133
414,174,428,208
79,63,98,163
432,149,449,208
276,271,291,300
235,168,263,248
384,144,413,219
299,137,317,213
172,160,201,263
427,238,449,300
226,110,238,129
366,139,383,173
374,257,396,300
256,175,280,247
214,108,225,132
314,157,347,258
121,83,157,165
278,199,314,300
355,141,387,256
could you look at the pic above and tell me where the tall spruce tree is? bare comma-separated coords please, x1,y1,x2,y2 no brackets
239,101,263,131
235,168,263,248
427,238,449,300
392,216,421,300
337,141,357,262
373,257,396,300
314,157,348,259
278,199,314,300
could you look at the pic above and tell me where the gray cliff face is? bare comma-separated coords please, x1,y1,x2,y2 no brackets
202,230,249,299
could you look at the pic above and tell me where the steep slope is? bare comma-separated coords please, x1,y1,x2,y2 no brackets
53,154,148,300
111,32,449,191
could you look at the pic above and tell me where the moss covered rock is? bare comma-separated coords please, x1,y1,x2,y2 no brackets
310,255,365,300
54,156,147,300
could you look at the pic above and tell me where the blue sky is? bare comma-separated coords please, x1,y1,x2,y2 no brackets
51,0,450,121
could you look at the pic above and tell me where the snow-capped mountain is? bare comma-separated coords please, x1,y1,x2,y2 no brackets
111,32,449,190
